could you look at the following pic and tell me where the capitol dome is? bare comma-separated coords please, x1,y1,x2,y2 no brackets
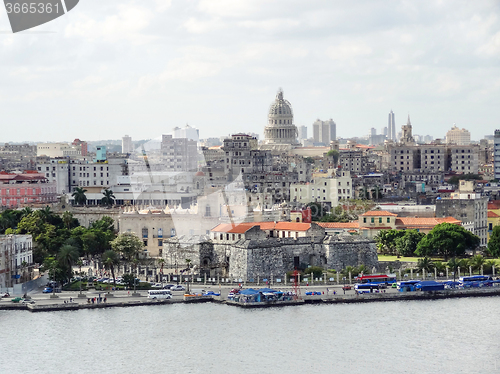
264,88,299,145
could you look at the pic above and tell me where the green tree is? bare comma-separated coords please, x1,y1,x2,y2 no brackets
57,244,79,282
72,187,87,206
102,250,120,287
111,232,144,262
416,257,434,275
375,229,405,255
470,254,486,273
415,223,480,260
326,149,339,166
487,226,500,257
101,189,116,207
395,230,425,257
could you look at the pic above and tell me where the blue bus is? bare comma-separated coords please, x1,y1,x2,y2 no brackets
356,274,397,285
459,275,492,283
354,283,382,291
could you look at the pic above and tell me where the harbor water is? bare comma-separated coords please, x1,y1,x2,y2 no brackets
2,296,500,373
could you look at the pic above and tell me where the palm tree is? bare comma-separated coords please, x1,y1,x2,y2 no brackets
470,254,486,274
72,187,87,206
484,260,497,275
417,257,434,276
102,250,120,288
101,189,116,207
58,244,79,281
62,211,74,229
158,258,165,284
20,207,33,218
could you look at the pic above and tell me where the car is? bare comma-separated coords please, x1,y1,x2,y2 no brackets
21,298,35,304
305,291,322,296
170,285,185,291
1,292,10,298
163,284,175,289
43,287,53,293
151,283,163,288
203,291,220,296
391,283,398,288
342,285,352,290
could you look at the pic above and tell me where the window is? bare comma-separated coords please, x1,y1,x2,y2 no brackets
379,217,382,223
363,217,366,223
387,218,390,223
371,217,374,223
142,228,148,238
158,239,163,246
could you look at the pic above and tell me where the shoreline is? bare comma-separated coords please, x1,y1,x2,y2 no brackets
2,288,500,312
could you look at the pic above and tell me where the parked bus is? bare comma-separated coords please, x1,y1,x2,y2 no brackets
356,274,397,285
459,275,492,283
147,290,172,299
397,280,421,290
354,283,381,291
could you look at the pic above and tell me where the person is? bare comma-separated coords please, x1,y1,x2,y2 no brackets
333,290,336,296
70,297,73,303
104,297,107,303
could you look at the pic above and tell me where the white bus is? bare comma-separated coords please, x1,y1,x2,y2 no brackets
147,290,172,299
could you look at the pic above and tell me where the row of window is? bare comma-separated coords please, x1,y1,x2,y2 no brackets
363,217,391,224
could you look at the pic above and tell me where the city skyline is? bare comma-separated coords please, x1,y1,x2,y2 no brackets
1,1,499,142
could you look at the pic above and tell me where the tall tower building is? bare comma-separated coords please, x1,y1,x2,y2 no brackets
388,110,396,141
298,125,307,140
312,119,336,145
122,135,133,154
494,130,500,180
263,89,298,145
446,124,471,145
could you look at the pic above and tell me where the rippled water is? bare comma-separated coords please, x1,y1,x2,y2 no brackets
2,297,500,373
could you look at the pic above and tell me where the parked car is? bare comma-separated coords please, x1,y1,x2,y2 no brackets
342,285,352,291
305,291,322,296
203,291,220,296
43,287,53,293
170,285,185,291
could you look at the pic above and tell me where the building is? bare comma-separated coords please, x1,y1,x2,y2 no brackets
122,135,133,154
357,210,462,239
312,119,336,145
161,221,378,279
0,171,57,208
290,170,353,207
160,134,198,172
0,234,34,289
388,110,396,141
494,130,500,180
435,180,488,246
37,142,82,158
446,125,471,145
263,89,299,146
298,125,307,141
72,139,88,157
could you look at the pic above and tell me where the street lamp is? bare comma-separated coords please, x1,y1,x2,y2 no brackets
452,271,455,289
343,277,346,295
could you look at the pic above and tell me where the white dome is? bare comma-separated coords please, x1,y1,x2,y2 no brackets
264,88,298,145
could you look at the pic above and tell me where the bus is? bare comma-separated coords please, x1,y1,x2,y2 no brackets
397,280,421,290
459,275,492,283
147,290,172,299
354,283,381,292
356,274,397,285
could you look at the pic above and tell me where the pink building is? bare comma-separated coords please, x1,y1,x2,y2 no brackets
0,171,57,208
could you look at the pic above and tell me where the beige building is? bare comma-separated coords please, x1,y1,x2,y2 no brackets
37,142,82,158
290,170,353,206
446,125,471,145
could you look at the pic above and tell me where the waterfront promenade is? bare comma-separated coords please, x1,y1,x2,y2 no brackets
3,283,500,312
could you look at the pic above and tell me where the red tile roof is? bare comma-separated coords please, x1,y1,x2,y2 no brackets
488,211,500,218
212,222,312,233
361,210,398,217
395,216,461,228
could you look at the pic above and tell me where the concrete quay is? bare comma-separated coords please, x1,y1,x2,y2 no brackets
2,285,500,312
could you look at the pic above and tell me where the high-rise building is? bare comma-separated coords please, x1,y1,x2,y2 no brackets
312,119,336,145
298,125,307,140
382,127,388,136
122,135,133,154
494,130,500,180
446,124,471,145
388,110,396,141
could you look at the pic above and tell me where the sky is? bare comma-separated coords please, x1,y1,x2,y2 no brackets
0,0,499,143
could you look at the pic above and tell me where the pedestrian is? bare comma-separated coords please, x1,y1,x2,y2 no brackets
104,297,107,303
128,291,130,296
333,290,336,296
70,297,72,303
326,288,329,295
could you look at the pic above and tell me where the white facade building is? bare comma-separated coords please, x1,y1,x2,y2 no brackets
0,235,33,289
446,125,471,145
37,142,82,158
494,130,500,180
290,170,353,207
122,135,133,154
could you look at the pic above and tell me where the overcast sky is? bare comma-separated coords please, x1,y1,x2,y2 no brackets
1,0,499,143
